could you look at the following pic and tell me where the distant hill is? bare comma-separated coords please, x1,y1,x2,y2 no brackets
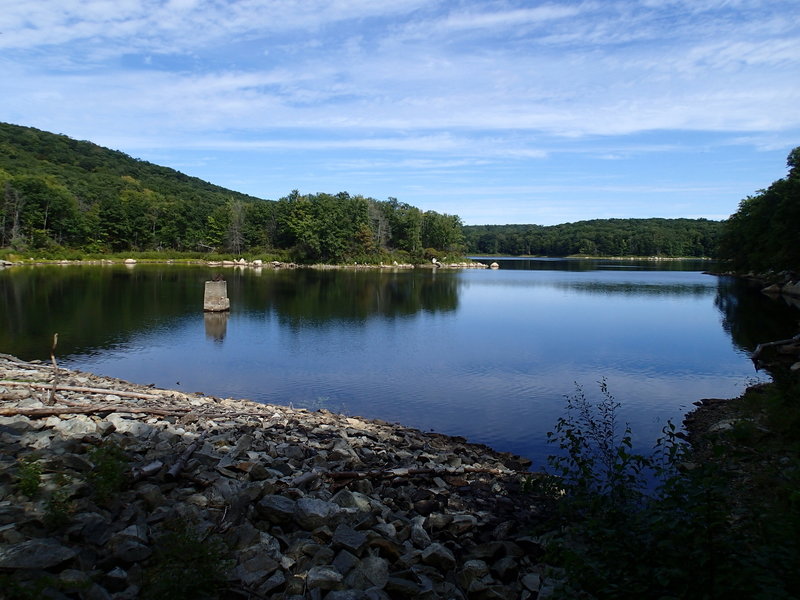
0,122,463,261
463,218,723,257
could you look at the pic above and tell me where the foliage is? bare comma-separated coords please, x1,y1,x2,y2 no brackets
142,519,232,600
543,380,800,599
0,122,463,262
718,147,800,273
87,441,128,502
44,476,74,530
464,217,722,258
16,455,42,497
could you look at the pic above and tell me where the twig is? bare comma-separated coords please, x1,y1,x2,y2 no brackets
46,333,59,406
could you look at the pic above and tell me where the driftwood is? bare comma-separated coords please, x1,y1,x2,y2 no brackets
130,460,164,482
0,380,162,400
752,333,800,367
0,404,200,418
326,464,519,481
167,431,209,480
46,333,59,406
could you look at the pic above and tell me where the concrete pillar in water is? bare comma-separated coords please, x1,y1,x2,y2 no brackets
203,280,230,312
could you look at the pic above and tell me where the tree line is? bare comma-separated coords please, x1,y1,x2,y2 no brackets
463,218,722,257
717,147,800,273
0,123,463,263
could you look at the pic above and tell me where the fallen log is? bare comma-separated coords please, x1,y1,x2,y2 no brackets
167,431,209,480
0,380,162,400
752,333,800,368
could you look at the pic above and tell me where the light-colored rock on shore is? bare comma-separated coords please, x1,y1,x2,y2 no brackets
0,355,555,599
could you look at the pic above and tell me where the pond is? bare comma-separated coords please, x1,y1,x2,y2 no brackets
1,258,797,469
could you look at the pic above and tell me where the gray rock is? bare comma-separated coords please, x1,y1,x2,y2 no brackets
333,523,367,554
294,497,344,530
0,538,77,569
111,538,152,563
410,523,431,548
420,542,456,571
59,568,91,589
257,570,286,596
346,556,390,590
333,549,360,575
307,565,344,590
521,572,541,592
257,494,297,523
105,414,150,437
331,489,372,512
52,415,97,437
491,556,519,582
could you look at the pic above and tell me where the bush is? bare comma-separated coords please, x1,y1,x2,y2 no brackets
142,519,232,600
542,380,800,599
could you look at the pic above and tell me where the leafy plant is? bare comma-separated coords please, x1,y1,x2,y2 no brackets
542,380,800,599
41,472,75,530
16,455,42,498
141,519,232,600
87,441,128,501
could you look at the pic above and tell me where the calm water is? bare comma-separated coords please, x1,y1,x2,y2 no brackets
1,259,797,468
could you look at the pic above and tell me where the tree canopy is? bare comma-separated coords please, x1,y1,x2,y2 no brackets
718,147,800,273
0,122,463,262
463,218,721,258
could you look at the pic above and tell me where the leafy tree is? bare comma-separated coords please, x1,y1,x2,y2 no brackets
718,147,800,272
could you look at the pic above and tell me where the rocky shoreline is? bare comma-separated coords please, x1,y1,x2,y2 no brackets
0,355,554,599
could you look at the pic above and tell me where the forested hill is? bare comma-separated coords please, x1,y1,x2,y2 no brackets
463,218,722,257
0,122,463,262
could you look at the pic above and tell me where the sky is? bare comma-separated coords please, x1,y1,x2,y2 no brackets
1,0,799,226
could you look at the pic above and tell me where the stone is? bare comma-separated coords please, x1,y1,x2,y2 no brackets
307,565,344,590
105,413,149,437
410,522,431,548
333,523,368,554
257,494,297,523
521,572,541,592
421,542,456,571
346,556,390,590
333,549,360,575
52,415,97,437
0,538,77,569
294,497,344,530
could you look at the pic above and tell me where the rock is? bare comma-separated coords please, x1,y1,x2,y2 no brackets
52,415,97,437
0,354,547,599
521,572,541,592
420,542,457,571
294,497,344,530
346,555,390,590
307,565,344,590
333,523,368,554
0,538,77,569
257,494,297,523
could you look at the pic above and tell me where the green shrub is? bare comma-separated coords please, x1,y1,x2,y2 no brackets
16,455,42,498
142,519,232,600
87,441,128,501
543,380,800,599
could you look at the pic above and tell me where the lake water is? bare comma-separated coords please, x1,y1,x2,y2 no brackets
1,259,797,469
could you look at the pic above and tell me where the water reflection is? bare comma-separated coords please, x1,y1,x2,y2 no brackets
204,311,228,343
714,275,800,355
1,261,798,468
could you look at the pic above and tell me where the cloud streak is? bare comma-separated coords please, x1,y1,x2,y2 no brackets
0,0,798,224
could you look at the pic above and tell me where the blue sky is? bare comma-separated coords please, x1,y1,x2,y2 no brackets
1,0,798,225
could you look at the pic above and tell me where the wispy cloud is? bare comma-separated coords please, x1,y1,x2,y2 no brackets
0,0,798,224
